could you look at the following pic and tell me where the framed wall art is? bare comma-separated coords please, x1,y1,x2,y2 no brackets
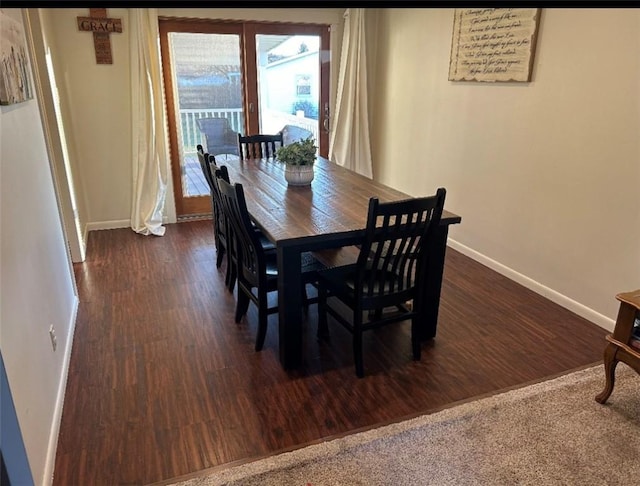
448,8,541,83
0,9,34,105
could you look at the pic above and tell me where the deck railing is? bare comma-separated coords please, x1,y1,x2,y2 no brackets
260,109,320,143
179,108,319,154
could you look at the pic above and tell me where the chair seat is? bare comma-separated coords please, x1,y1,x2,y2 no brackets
264,251,326,280
318,263,416,310
257,230,276,252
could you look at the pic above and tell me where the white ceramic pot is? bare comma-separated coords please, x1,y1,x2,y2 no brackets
284,165,315,186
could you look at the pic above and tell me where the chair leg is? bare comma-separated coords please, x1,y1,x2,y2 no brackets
317,283,329,339
235,287,250,323
353,311,364,378
228,271,236,293
226,259,236,293
216,245,225,268
302,283,309,316
411,315,421,360
224,262,231,288
353,330,364,378
255,289,269,351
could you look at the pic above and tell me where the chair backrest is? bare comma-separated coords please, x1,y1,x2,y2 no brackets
196,117,239,156
238,133,284,160
281,124,313,146
206,157,229,240
196,144,215,192
215,177,265,287
355,188,447,306
211,162,230,196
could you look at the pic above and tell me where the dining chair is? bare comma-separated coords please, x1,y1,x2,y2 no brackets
316,188,447,377
213,164,277,294
197,145,224,267
196,117,240,157
215,176,325,351
238,132,284,160
196,145,238,290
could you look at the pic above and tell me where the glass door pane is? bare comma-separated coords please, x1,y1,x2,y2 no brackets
255,34,320,148
169,32,244,199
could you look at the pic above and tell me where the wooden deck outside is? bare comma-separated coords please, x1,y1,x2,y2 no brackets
183,153,209,197
183,153,241,198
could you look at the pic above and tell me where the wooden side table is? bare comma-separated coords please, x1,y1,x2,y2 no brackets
595,289,640,404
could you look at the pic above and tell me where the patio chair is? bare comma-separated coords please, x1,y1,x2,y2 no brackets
196,117,240,157
281,124,313,145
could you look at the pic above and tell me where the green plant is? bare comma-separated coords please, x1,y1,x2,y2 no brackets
275,137,317,166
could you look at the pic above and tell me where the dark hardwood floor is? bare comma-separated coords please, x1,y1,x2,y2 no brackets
53,220,608,485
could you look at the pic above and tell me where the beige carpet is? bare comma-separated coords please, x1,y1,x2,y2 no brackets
169,365,639,486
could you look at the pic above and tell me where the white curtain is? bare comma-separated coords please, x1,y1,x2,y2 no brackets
130,8,168,236
329,8,373,179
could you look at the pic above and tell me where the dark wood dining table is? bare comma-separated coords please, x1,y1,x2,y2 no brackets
222,156,462,369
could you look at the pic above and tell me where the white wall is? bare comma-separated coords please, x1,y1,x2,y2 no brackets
0,9,78,485
371,8,640,325
28,9,87,263
42,8,133,230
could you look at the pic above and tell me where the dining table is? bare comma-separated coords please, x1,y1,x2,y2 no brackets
222,155,462,369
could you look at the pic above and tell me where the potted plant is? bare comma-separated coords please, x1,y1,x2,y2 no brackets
275,136,317,186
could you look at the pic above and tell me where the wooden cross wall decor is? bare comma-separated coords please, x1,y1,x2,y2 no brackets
77,8,123,64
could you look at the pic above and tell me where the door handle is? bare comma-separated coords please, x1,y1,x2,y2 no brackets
249,102,255,113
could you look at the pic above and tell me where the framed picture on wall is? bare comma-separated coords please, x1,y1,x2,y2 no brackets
448,8,541,83
0,9,34,105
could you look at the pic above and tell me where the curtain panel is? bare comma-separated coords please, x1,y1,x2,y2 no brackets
130,8,168,236
329,8,373,179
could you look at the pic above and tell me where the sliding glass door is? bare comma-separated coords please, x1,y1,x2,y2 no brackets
159,18,330,218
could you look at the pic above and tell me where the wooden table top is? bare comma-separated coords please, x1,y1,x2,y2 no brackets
221,156,461,244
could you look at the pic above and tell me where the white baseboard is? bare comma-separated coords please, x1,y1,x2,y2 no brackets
86,219,131,231
43,295,79,486
86,216,172,232
447,239,616,333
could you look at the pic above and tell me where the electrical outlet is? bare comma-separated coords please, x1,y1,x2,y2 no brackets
49,325,57,352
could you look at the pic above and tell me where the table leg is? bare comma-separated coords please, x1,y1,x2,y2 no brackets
417,225,450,341
278,244,304,369
595,343,619,404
